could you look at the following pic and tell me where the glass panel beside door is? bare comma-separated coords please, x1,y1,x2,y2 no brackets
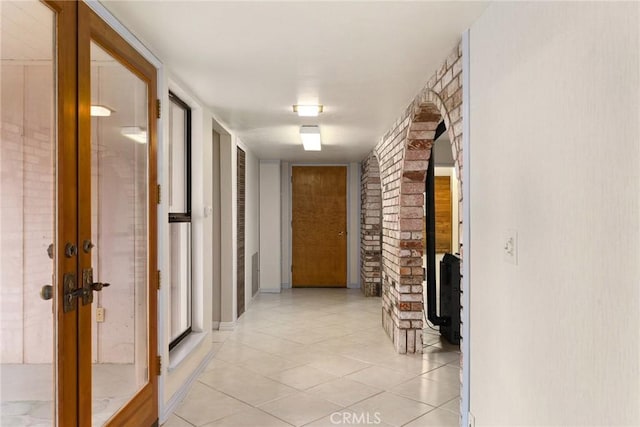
89,41,149,426
0,1,57,425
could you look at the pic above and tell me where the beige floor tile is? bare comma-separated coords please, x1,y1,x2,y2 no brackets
337,345,399,365
303,410,393,427
306,378,382,407
258,392,342,427
173,382,251,426
440,397,460,414
213,342,270,364
199,361,249,385
421,348,460,365
376,355,444,376
307,354,372,377
165,290,461,427
281,348,337,365
238,353,302,375
347,392,433,427
390,377,459,407
210,331,234,343
206,373,297,406
161,414,193,427
267,365,337,390
344,366,417,390
403,408,459,427
201,407,293,427
203,357,236,373
420,364,461,386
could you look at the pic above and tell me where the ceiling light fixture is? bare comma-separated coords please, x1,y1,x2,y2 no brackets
300,125,321,151
91,105,113,117
293,104,323,117
121,126,147,144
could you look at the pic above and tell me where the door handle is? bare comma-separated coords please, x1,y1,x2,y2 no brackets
82,268,109,305
91,282,110,292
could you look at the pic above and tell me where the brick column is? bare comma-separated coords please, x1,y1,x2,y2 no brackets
360,153,382,296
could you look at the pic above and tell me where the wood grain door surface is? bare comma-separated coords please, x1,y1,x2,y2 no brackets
292,166,347,287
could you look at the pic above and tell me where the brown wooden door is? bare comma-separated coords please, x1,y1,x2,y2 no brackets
292,166,347,287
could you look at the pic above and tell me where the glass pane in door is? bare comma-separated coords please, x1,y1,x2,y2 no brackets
89,41,149,426
0,1,57,425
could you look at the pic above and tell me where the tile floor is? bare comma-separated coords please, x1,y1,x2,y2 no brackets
164,289,461,427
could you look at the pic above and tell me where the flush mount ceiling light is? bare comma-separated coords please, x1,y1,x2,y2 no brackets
293,104,323,117
300,125,321,151
121,126,147,144
91,105,114,117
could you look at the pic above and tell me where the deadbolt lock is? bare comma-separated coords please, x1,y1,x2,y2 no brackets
40,285,53,301
65,243,77,258
82,240,94,253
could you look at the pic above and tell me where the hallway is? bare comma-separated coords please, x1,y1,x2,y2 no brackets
163,289,460,427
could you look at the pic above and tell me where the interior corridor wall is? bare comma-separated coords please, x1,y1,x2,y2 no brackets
468,2,639,425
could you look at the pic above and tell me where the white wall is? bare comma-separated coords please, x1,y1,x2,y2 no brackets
259,161,281,292
469,3,639,425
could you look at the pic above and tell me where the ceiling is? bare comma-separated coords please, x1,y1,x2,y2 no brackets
101,1,489,162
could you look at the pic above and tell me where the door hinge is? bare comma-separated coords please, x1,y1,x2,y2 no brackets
157,184,161,204
157,270,161,290
290,265,293,273
157,355,162,376
156,99,161,119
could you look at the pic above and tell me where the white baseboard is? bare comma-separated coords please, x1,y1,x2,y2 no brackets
211,321,220,330
160,348,215,424
347,283,361,289
260,288,281,294
218,321,236,331
281,283,292,289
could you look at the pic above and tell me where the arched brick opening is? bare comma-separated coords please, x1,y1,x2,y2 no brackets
372,43,463,354
398,91,462,347
360,152,383,297
381,89,463,354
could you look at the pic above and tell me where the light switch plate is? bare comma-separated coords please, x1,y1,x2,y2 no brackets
503,229,518,265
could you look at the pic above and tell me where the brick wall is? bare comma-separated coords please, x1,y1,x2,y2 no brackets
0,65,55,364
360,153,382,296
364,43,464,353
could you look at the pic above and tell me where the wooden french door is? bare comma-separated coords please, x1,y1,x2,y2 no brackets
291,166,347,287
77,3,158,425
0,1,156,425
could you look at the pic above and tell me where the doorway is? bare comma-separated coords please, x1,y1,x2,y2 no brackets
0,2,158,425
291,166,347,287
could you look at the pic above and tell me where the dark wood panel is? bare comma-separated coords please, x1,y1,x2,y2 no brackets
423,176,452,253
236,148,245,316
292,166,347,287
